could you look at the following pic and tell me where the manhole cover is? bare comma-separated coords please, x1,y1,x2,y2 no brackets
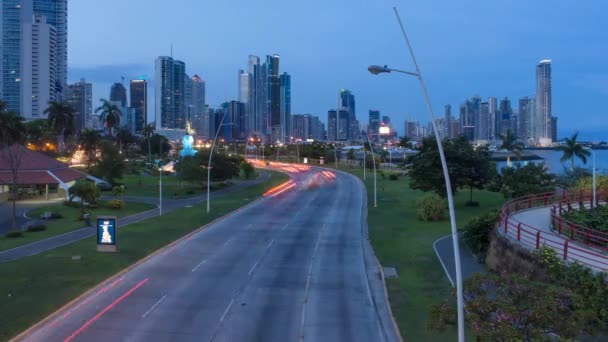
383,266,399,278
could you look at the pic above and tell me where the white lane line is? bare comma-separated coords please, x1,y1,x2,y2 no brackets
248,260,260,276
267,239,275,249
299,223,327,341
432,235,455,287
220,298,235,322
281,223,289,231
142,294,167,318
191,258,207,273
223,237,234,246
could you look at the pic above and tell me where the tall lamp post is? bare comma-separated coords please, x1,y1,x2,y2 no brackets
207,112,233,214
367,6,464,341
587,147,597,207
364,132,377,208
361,132,367,180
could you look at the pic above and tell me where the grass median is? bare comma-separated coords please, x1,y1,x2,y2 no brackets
0,170,288,340
341,166,504,341
0,202,156,252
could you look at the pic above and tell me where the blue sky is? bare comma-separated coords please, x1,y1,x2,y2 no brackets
68,0,608,141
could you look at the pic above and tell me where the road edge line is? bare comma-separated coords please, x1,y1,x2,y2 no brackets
432,235,456,287
9,173,281,342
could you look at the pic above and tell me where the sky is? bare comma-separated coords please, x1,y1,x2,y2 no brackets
68,0,608,141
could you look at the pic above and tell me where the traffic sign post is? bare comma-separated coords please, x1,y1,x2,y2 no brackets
96,216,118,252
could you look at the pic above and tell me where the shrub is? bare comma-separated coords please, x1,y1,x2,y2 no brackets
50,212,63,219
388,174,399,181
460,210,499,260
415,193,446,221
26,223,47,232
186,190,195,195
5,230,23,238
107,199,124,210
562,205,608,233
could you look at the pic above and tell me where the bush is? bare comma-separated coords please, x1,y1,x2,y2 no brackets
26,223,47,232
5,230,23,238
388,174,399,181
562,205,608,233
50,212,63,219
415,193,446,221
460,210,499,260
107,199,124,210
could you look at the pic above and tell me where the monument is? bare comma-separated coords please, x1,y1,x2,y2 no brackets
179,121,198,158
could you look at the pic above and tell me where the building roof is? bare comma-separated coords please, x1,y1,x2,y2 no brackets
0,145,85,185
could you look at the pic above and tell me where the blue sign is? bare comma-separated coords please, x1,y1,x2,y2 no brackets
96,217,116,246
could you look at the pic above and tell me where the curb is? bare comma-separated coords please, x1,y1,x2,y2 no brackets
10,177,276,342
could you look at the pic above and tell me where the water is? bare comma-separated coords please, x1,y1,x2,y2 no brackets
495,149,608,175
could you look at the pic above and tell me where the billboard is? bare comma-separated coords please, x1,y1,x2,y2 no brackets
379,126,391,135
97,216,117,252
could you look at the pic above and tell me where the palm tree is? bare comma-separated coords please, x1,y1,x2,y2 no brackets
95,99,121,136
557,132,590,171
115,127,133,154
78,129,100,167
499,129,524,168
398,136,412,149
142,124,155,165
44,101,74,155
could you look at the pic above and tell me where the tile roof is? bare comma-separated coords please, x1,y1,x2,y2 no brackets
0,145,85,185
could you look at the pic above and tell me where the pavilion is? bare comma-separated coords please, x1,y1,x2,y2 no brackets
0,145,85,201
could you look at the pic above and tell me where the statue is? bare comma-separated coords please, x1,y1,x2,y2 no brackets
179,132,197,157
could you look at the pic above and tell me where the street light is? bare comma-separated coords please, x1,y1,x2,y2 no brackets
364,132,377,208
361,132,367,180
586,147,597,207
207,113,233,214
368,6,465,341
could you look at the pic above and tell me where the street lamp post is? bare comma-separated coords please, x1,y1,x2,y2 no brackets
361,133,366,180
159,139,163,216
587,147,597,207
364,133,377,208
207,113,231,213
368,6,464,341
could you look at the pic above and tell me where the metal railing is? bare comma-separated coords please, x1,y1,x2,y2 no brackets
499,192,608,272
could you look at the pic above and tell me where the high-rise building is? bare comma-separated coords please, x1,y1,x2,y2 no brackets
238,70,251,132
368,110,380,137
264,54,281,142
1,0,67,117
191,75,206,137
155,56,187,130
536,60,552,145
130,79,147,133
498,97,513,137
478,102,489,141
327,110,337,141
67,78,92,131
292,114,307,141
228,101,246,141
488,96,498,141
337,109,349,141
247,55,263,134
339,89,356,139
518,96,534,143
110,82,127,107
444,104,452,138
279,72,291,143
551,116,558,142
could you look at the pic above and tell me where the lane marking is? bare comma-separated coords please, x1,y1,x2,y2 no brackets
267,239,275,250
432,235,455,287
299,223,327,341
191,258,207,273
64,278,149,342
141,294,167,318
223,237,234,246
248,260,260,276
281,223,289,231
219,299,235,322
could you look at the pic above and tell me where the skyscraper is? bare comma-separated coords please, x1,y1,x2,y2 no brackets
518,96,533,143
228,101,246,141
535,60,552,144
110,82,127,107
327,110,337,141
488,96,498,141
444,104,452,138
279,72,291,143
479,102,489,140
368,110,380,137
264,54,281,142
155,56,187,130
247,55,263,134
67,78,92,131
191,75,206,137
337,109,349,141
130,79,147,133
1,0,67,115
339,89,356,139
498,97,513,137
238,70,251,132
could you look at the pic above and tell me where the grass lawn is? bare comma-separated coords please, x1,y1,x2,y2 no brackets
342,166,504,341
0,171,288,340
116,172,257,199
0,202,156,252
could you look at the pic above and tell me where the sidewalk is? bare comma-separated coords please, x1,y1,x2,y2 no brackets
0,172,269,263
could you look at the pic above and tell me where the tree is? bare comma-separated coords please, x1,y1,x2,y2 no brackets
557,132,590,171
68,179,100,214
493,163,554,199
175,151,242,186
142,124,155,165
24,119,53,151
115,127,134,154
95,99,121,136
0,103,26,230
460,145,494,205
241,160,255,179
92,141,125,184
140,133,170,157
428,272,591,340
44,101,74,155
78,129,101,167
398,136,411,148
408,136,485,197
499,129,524,168
346,148,355,165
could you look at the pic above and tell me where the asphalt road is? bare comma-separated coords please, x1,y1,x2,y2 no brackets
17,167,396,342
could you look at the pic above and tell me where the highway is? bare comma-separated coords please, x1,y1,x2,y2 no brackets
18,166,396,342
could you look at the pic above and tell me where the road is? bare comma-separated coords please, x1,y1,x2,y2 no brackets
0,173,269,262
17,167,397,342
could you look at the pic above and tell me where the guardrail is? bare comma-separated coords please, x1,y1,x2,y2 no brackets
499,192,608,272
550,192,608,250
